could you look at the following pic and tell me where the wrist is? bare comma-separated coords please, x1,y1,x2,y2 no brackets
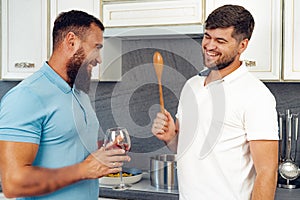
164,132,178,153
76,162,87,180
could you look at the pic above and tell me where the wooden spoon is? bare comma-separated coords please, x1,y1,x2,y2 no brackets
153,51,165,113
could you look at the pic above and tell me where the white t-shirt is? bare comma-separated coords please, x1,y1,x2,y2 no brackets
176,64,279,200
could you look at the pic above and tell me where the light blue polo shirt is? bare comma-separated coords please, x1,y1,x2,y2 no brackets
0,62,99,200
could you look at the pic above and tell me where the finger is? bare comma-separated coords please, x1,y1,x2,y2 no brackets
95,147,123,157
161,120,168,127
155,133,167,141
164,109,171,116
153,117,165,125
98,146,106,151
157,112,167,120
108,167,122,174
93,148,126,161
111,155,131,162
103,142,115,150
110,161,124,168
105,148,126,156
155,121,167,131
152,124,164,135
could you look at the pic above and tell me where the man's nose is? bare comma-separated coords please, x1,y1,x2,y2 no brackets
90,51,102,66
96,53,102,65
203,39,217,50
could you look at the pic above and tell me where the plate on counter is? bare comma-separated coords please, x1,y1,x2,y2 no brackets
99,168,143,186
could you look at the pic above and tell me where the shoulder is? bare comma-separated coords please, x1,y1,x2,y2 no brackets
237,73,276,108
231,70,274,99
0,86,43,115
245,73,274,100
0,71,48,108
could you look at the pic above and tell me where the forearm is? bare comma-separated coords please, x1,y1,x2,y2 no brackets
165,132,178,153
3,163,83,198
251,170,277,200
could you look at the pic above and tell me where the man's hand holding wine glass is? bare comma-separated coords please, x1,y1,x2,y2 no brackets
80,145,130,180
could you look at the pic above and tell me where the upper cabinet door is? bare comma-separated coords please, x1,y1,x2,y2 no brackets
102,0,204,27
1,0,48,80
50,0,100,80
283,0,300,80
206,0,282,81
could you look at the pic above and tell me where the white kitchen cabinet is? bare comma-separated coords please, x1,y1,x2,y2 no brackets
206,0,282,81
1,0,48,80
49,0,100,49
0,0,119,81
282,0,300,80
101,0,204,27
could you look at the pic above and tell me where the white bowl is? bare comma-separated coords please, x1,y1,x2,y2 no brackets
99,168,143,186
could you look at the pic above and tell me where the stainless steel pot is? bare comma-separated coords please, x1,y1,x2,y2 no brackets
150,154,178,190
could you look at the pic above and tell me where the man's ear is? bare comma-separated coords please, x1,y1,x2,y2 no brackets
65,32,77,50
238,38,249,54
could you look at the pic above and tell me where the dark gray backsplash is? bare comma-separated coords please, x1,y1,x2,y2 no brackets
1,38,300,171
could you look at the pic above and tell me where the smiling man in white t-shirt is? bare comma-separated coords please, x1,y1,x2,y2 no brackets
152,5,278,200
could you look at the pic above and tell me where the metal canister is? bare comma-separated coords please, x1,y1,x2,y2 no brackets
150,154,178,190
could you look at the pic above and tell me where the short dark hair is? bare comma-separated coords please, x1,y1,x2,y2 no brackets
205,5,255,42
52,10,104,50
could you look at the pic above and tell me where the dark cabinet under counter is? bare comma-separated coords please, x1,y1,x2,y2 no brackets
276,188,300,200
98,177,300,200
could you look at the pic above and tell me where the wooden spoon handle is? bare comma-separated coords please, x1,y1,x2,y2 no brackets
158,83,165,113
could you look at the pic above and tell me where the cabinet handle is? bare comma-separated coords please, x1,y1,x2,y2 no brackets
14,62,35,68
244,60,256,67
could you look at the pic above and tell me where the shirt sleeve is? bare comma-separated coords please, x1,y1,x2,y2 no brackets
0,86,44,144
245,89,279,141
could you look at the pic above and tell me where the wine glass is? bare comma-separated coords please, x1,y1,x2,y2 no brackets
104,127,131,190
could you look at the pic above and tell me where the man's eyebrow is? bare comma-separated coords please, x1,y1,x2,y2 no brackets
204,32,210,37
204,32,228,42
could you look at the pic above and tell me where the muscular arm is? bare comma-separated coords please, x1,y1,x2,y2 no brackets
0,141,129,198
250,140,278,200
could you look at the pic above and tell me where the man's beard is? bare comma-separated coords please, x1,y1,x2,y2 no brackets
210,58,235,71
202,50,238,71
66,47,92,94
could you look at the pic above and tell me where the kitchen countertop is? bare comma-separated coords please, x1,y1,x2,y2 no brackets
99,173,178,200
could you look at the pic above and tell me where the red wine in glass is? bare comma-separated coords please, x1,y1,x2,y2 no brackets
115,143,131,152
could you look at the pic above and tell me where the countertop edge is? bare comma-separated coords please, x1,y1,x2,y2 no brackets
99,187,178,200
